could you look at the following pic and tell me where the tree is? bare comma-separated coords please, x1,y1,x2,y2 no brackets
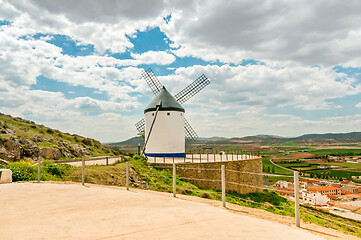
310,173,314,178
267,166,270,173
272,166,275,174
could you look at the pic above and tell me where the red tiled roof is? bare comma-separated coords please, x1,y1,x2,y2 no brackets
341,190,352,195
308,186,340,192
327,195,338,200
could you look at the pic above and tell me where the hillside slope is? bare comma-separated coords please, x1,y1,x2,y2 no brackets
0,113,119,161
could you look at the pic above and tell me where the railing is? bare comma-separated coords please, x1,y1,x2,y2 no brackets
147,150,261,164
32,158,361,235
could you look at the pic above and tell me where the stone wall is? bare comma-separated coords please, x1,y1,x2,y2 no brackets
154,157,262,194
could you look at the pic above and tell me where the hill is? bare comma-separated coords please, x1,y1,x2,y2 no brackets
0,113,119,161
107,136,144,148
110,132,361,149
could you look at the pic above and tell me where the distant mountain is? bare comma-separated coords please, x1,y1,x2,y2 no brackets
0,113,119,161
107,136,144,148
110,132,361,148
297,132,361,142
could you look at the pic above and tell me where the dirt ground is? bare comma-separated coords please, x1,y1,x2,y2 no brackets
0,182,358,240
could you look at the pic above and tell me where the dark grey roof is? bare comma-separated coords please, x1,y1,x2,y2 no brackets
144,86,185,113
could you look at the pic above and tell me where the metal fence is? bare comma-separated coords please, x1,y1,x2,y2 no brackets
33,158,361,234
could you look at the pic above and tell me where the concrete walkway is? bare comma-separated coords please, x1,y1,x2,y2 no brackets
0,182,325,240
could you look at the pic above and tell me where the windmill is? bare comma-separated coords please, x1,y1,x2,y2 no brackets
135,68,210,158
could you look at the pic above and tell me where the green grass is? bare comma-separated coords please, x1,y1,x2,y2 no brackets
308,149,361,156
262,157,293,175
322,162,361,169
37,141,59,148
0,161,73,181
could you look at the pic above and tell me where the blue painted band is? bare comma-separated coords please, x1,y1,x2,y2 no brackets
146,152,186,158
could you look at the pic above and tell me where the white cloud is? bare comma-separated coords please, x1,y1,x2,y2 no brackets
1,0,168,53
161,1,361,67
131,51,175,65
164,64,360,111
356,102,361,108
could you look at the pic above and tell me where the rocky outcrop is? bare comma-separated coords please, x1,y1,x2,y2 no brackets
0,139,22,161
0,137,112,161
39,148,62,159
0,159,9,165
0,112,119,161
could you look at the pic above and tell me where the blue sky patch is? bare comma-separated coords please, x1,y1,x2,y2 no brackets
0,20,11,26
31,33,95,56
128,27,171,53
31,75,108,101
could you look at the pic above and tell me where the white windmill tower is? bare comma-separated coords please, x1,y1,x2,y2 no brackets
135,68,210,158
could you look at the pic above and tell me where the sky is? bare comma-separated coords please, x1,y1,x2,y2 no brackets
1,0,361,142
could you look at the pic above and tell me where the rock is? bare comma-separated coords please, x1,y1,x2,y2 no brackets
0,128,16,135
72,144,91,156
39,148,62,160
0,169,12,183
0,159,9,165
0,139,21,161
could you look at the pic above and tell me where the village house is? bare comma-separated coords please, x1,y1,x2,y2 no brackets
302,191,329,206
307,186,341,197
341,185,359,194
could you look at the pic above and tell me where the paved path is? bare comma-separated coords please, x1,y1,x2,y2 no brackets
62,156,123,167
0,182,325,240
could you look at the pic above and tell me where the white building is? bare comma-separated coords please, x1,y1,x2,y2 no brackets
302,191,330,206
144,87,185,158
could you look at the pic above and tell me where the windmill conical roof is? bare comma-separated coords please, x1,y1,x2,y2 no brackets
144,86,185,113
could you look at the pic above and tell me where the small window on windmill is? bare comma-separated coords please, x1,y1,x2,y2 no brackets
167,113,170,116
152,113,154,116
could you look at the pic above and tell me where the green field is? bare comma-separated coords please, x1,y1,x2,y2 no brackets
262,157,293,175
308,149,361,156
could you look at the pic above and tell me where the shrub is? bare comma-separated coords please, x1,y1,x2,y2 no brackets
46,128,54,134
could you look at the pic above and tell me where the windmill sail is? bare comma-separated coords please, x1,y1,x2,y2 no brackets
184,118,199,141
137,68,207,142
135,118,145,133
142,68,163,95
174,74,210,104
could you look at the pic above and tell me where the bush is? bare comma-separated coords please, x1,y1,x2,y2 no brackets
1,161,37,181
46,128,54,134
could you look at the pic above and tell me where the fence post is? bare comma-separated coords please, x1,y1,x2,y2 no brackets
192,153,194,163
163,154,165,163
173,154,175,164
155,155,156,163
221,165,226,207
294,171,300,227
126,161,130,190
82,158,85,186
106,157,109,166
38,157,41,183
173,163,176,198
207,153,209,162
